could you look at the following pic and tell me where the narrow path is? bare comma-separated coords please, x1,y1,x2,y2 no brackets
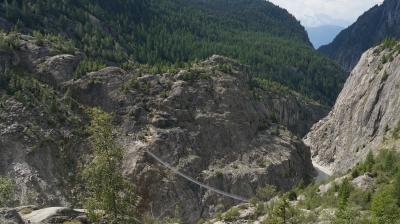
145,150,249,202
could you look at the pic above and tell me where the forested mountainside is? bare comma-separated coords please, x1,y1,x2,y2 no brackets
319,0,400,72
0,0,345,105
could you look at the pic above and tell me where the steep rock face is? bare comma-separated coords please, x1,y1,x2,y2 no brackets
1,34,327,223
66,56,324,222
305,43,400,173
0,34,86,207
319,0,400,72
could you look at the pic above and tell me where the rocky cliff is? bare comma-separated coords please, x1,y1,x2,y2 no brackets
66,55,326,222
0,33,327,222
319,0,400,72
305,41,400,173
0,33,86,207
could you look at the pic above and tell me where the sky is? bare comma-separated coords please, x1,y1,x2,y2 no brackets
268,0,384,27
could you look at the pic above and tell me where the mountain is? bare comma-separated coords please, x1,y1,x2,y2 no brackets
305,40,400,173
306,25,344,48
0,32,329,222
0,0,345,105
319,0,400,72
204,40,400,224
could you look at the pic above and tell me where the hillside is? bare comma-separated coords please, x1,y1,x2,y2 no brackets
206,149,400,224
0,32,329,223
0,0,345,105
319,0,400,72
206,39,400,221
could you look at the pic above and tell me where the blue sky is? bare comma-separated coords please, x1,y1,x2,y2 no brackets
268,0,384,27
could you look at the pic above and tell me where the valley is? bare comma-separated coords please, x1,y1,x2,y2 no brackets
0,0,400,223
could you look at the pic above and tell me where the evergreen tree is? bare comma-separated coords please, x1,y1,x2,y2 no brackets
83,108,138,223
364,151,375,172
371,188,400,224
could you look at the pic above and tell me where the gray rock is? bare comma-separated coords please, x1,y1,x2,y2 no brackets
66,55,325,222
1,32,327,223
352,174,374,191
36,54,81,86
0,208,24,224
21,207,84,224
305,43,400,173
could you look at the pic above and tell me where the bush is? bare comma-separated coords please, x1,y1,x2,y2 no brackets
382,38,398,50
256,185,277,201
287,191,297,201
74,59,106,78
223,207,240,222
331,204,360,224
0,32,19,51
0,176,14,207
338,178,353,206
392,121,400,139
371,187,400,224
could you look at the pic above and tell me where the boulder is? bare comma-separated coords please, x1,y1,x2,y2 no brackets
351,173,374,191
0,208,24,224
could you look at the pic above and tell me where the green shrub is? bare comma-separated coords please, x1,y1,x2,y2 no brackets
382,38,398,50
223,207,240,222
0,176,14,207
0,32,19,51
331,204,360,224
218,63,233,73
256,185,277,201
74,59,106,78
371,187,400,224
392,121,400,139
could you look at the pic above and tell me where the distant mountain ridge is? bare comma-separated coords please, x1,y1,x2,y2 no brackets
306,25,344,48
319,0,400,72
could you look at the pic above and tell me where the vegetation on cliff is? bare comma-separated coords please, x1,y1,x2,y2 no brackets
0,0,345,105
210,148,400,224
82,108,138,223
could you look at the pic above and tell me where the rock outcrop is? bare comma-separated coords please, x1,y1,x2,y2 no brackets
0,208,24,224
66,55,324,222
1,33,327,223
319,0,400,72
305,42,400,173
0,33,86,207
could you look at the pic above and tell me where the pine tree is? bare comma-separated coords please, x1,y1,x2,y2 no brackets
371,187,400,224
83,108,139,223
364,151,375,172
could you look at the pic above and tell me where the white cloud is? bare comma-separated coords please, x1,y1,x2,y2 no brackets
268,0,384,27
